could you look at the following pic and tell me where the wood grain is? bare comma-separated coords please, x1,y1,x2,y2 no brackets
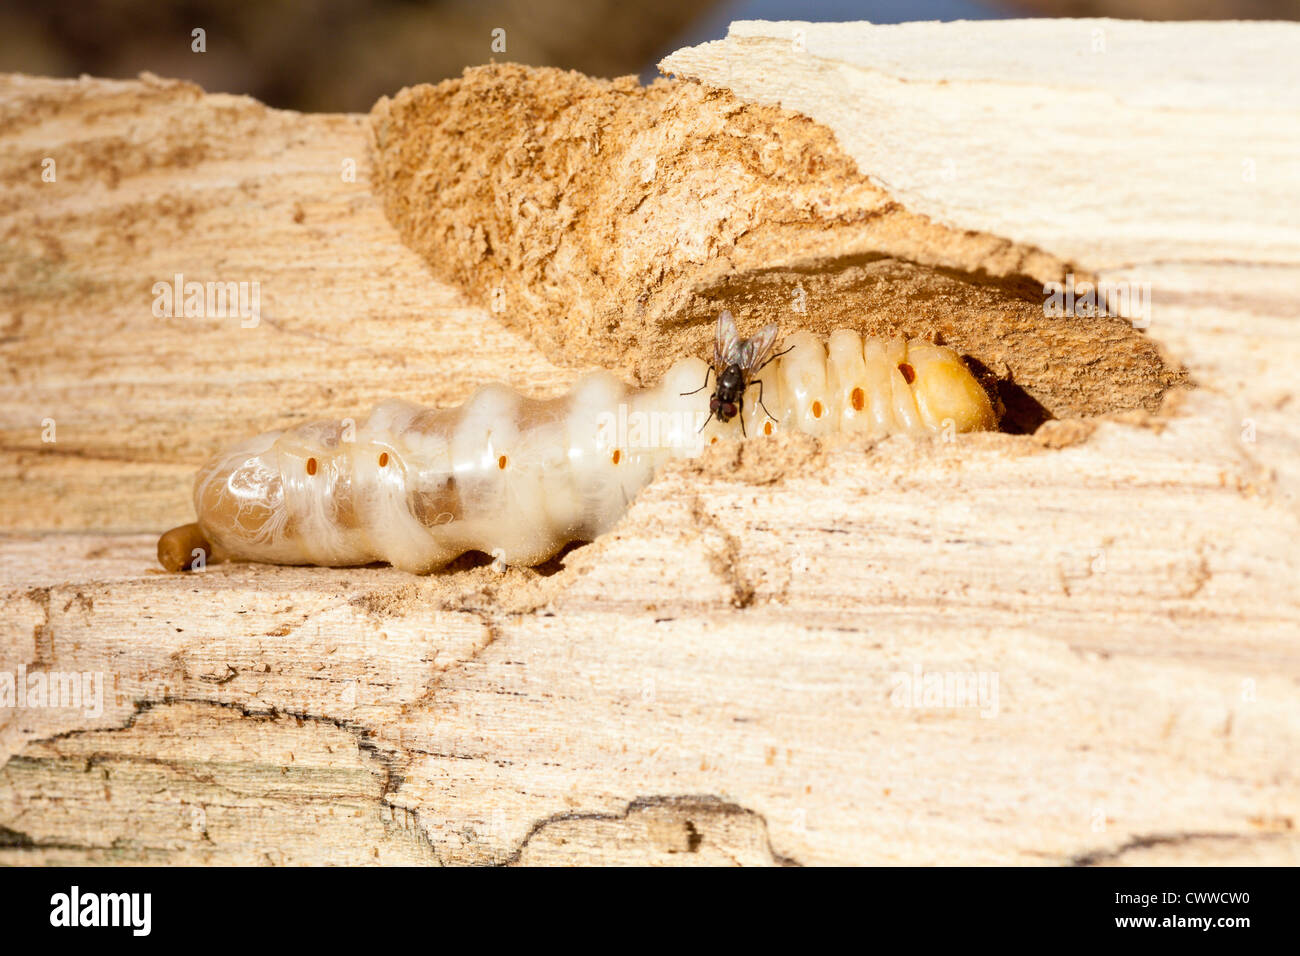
2,18,1300,865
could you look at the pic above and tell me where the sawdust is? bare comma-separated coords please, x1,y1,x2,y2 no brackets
369,63,1186,434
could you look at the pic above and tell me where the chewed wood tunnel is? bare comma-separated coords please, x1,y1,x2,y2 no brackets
369,66,1185,438
157,314,998,574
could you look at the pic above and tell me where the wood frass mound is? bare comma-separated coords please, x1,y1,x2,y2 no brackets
368,63,1184,434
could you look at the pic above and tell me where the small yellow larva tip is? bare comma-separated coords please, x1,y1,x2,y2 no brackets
904,341,999,432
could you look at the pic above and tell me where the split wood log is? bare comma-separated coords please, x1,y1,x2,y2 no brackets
1,18,1299,865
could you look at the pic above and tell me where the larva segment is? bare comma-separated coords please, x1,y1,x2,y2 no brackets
193,430,293,563
447,383,553,566
166,328,998,574
366,399,462,571
857,337,895,437
654,358,713,457
565,370,641,541
825,329,872,435
511,394,578,564
777,331,834,437
887,343,925,434
861,337,923,436
739,352,783,438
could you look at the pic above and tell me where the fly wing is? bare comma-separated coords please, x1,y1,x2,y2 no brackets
714,310,741,369
737,322,780,377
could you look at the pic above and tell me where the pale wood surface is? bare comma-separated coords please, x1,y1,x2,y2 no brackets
3,19,1300,865
662,19,1300,269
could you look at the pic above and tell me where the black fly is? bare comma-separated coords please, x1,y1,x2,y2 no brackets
682,310,791,436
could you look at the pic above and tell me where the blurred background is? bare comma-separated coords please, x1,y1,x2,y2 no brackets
0,0,1293,113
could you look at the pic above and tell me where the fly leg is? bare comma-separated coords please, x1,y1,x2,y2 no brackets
681,366,714,396
755,346,793,373
748,378,780,423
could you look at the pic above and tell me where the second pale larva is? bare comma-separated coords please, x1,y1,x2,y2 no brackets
157,314,998,574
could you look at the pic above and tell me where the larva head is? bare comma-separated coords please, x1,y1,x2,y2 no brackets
776,330,833,436
904,340,999,432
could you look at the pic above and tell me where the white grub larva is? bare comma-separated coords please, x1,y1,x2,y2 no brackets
157,317,998,574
